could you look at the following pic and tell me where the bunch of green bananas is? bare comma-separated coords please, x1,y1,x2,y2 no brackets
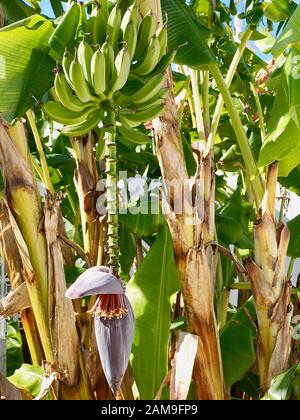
44,1,175,142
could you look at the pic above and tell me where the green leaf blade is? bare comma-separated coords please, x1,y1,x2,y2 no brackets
0,15,53,121
161,0,216,68
220,299,257,389
272,5,300,57
262,364,299,400
127,226,180,399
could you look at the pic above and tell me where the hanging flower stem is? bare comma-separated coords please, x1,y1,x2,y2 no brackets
104,105,119,276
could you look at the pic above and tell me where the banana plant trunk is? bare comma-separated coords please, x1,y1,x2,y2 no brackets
0,120,91,399
246,163,292,393
0,121,53,362
157,93,224,399
146,0,224,399
0,200,43,366
71,133,102,266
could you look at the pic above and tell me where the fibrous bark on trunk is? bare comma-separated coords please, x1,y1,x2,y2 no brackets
147,0,224,400
0,121,53,362
44,195,91,399
71,134,102,266
246,163,292,392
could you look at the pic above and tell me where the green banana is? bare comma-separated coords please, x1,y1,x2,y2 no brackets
43,101,96,125
48,2,81,55
133,98,166,111
134,11,156,60
101,42,116,89
132,35,161,76
147,49,177,78
118,73,166,104
91,48,106,95
120,103,165,127
70,57,98,103
117,120,150,144
78,40,94,86
89,5,107,45
62,50,73,85
54,72,90,112
123,20,137,60
61,109,103,137
106,4,122,52
120,2,140,33
130,88,168,110
108,47,131,97
156,24,168,62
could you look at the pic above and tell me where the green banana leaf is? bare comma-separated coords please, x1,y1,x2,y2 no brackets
272,5,300,57
8,363,44,398
287,214,300,258
119,197,166,237
127,226,180,399
44,153,75,171
279,165,300,196
262,364,299,400
15,48,55,117
182,134,197,177
218,189,254,249
0,15,53,122
238,372,260,399
48,1,81,56
49,0,64,18
119,223,136,277
6,319,23,377
192,0,214,16
0,0,35,26
215,213,243,245
161,0,216,67
220,299,257,389
259,49,300,177
64,266,85,286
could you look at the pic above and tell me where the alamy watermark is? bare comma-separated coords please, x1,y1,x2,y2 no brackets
96,171,205,226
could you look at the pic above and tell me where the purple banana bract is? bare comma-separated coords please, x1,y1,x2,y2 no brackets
65,266,124,298
65,266,135,395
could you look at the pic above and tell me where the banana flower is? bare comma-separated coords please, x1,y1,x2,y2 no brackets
65,266,135,395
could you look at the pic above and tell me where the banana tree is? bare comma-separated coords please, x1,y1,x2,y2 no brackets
0,0,300,401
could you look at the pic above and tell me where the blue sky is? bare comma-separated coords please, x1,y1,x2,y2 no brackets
40,0,54,16
41,0,62,16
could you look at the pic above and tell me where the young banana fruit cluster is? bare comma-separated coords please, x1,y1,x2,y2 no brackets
44,1,175,142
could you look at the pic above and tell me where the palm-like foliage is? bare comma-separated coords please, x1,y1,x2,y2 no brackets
0,0,300,401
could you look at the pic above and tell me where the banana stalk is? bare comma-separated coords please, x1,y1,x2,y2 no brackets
0,121,54,363
246,162,292,393
103,106,119,275
146,0,224,400
103,106,136,399
0,200,43,365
